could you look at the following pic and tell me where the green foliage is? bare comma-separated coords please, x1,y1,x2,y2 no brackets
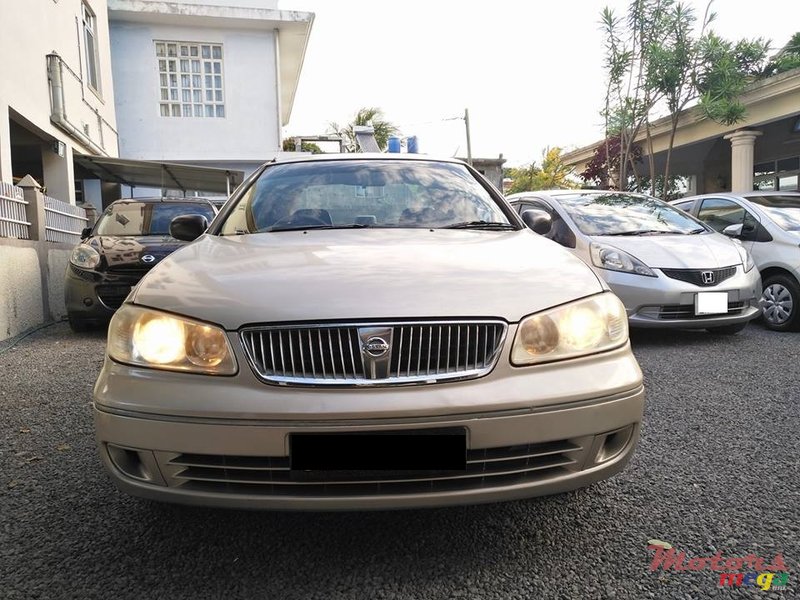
762,32,800,76
589,0,771,198
328,107,399,152
281,139,324,154
507,147,579,194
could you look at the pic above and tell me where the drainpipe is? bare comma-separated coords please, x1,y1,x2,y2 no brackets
46,53,107,156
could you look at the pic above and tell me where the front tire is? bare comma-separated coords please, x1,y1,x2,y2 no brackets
706,322,748,335
761,274,800,332
68,315,93,333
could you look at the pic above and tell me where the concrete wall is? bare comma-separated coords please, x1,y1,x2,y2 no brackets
0,240,73,342
110,21,281,162
0,0,118,203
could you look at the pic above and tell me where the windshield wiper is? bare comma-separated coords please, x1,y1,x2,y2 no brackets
264,224,335,232
688,227,706,234
604,229,675,236
443,221,517,230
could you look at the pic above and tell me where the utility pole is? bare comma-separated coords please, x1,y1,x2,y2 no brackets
464,108,473,166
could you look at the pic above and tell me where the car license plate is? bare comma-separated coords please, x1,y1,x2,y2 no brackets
695,292,728,315
290,428,467,474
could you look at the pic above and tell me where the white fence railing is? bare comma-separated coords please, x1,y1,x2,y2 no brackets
0,182,31,240
44,195,88,245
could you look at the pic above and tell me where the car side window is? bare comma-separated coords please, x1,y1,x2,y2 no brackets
697,198,748,232
672,200,694,213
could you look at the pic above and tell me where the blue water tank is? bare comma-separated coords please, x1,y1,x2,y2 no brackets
387,136,401,153
407,136,419,154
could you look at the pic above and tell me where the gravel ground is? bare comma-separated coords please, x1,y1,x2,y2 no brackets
1,321,797,599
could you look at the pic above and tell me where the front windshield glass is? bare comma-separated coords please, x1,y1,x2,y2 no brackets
94,202,215,236
218,159,512,234
747,195,800,231
554,193,706,236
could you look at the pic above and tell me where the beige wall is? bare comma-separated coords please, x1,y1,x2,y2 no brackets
0,240,72,342
0,0,118,202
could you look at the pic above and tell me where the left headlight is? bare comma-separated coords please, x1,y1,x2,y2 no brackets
107,305,237,375
70,244,101,270
511,293,628,366
734,243,755,272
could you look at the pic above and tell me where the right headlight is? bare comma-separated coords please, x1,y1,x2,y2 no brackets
511,293,628,366
70,244,101,270
108,304,237,375
590,242,656,277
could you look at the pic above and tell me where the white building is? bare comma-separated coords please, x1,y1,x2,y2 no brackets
0,0,119,205
108,0,314,186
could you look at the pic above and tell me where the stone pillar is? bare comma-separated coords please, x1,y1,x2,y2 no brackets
18,174,46,241
723,130,762,193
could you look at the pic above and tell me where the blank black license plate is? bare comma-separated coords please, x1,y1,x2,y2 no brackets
290,428,467,472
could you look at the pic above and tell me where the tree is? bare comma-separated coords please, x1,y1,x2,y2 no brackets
507,147,579,194
760,32,800,77
589,0,770,198
282,139,323,153
328,107,399,152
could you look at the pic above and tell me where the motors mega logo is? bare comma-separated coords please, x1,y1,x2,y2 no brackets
648,544,790,591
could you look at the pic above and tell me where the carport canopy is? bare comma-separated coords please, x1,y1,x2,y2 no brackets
74,155,245,195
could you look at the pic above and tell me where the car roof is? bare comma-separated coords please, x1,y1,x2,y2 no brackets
263,153,468,167
676,191,800,202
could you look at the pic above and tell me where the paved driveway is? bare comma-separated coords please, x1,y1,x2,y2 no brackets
1,322,797,599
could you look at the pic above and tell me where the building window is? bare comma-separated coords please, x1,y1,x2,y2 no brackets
156,42,225,118
82,2,100,92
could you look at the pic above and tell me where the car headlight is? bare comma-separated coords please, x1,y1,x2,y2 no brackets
734,243,755,272
590,243,655,277
70,244,101,270
107,305,237,375
511,293,628,366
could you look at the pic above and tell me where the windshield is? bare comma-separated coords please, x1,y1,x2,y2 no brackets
218,159,512,234
554,193,706,236
747,195,800,231
94,202,215,236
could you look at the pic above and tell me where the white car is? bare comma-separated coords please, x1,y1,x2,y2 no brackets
673,192,800,331
507,190,762,333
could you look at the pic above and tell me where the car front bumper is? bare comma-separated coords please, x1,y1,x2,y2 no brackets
600,267,762,328
93,340,645,510
65,265,144,323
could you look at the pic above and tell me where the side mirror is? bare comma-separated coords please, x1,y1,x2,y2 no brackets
80,227,92,240
521,209,552,235
722,223,743,238
170,214,209,241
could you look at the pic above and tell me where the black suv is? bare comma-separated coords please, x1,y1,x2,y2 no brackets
65,197,217,331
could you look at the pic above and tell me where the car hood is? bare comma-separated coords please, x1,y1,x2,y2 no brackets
87,235,185,270
132,230,605,329
591,233,742,269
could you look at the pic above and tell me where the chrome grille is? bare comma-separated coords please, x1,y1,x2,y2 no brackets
161,438,587,497
660,266,737,287
240,321,507,386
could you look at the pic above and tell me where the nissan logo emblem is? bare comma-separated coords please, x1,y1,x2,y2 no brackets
363,337,390,358
141,255,156,264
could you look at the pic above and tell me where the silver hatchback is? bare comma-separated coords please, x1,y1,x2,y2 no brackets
507,190,762,333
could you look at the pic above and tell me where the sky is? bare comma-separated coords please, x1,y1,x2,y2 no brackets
285,0,799,167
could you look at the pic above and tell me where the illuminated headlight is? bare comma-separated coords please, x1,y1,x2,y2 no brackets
734,243,755,272
70,244,101,270
590,243,655,277
107,305,237,375
511,293,628,366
